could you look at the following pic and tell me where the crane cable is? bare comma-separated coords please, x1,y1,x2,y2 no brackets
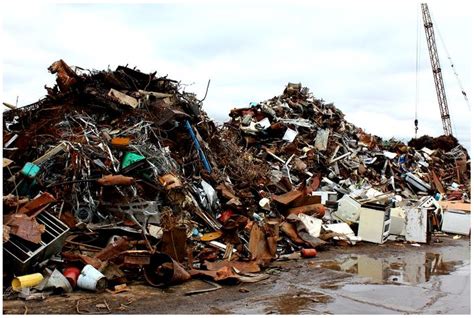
414,4,420,139
433,14,471,112
429,9,464,138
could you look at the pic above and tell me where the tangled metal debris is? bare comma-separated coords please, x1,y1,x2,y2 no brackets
2,60,470,299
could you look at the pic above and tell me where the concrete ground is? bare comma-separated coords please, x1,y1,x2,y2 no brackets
2,236,470,314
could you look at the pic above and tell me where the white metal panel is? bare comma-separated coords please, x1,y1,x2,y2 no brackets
442,211,471,235
358,207,390,244
405,207,428,243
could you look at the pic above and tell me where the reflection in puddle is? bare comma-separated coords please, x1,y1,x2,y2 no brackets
265,292,333,314
316,252,464,284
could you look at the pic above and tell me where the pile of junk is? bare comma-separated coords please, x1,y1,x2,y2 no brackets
2,60,470,300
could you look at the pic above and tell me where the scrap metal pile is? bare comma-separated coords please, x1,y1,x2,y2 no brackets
2,61,471,299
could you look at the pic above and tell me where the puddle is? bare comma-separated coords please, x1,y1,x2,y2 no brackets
264,292,333,314
315,252,465,285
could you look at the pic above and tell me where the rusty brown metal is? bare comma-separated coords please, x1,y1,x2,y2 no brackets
161,226,187,263
287,203,325,217
47,59,78,92
271,190,303,205
4,214,45,244
248,223,274,266
95,237,130,261
18,192,56,217
97,175,134,186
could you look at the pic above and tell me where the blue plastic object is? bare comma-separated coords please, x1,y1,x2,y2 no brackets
184,120,211,173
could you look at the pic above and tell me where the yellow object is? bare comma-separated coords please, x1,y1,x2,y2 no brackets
11,273,44,291
200,231,222,241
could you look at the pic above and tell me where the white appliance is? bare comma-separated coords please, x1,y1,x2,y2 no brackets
389,207,406,236
357,203,391,244
312,191,338,205
405,196,438,243
334,195,362,223
442,210,471,235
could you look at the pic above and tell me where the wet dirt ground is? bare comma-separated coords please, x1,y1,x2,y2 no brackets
3,236,470,314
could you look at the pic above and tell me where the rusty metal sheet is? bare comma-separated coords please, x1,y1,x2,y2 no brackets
4,214,45,244
48,59,78,92
18,192,56,217
124,254,151,266
287,203,325,217
280,222,304,244
248,223,273,266
290,195,322,208
95,237,130,261
161,226,187,262
272,190,303,205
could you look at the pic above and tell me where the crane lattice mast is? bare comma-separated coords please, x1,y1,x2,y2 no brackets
421,3,453,136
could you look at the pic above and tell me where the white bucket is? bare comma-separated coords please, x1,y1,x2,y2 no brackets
77,265,107,291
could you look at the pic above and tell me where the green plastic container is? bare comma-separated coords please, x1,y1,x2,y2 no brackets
21,162,40,178
121,152,146,169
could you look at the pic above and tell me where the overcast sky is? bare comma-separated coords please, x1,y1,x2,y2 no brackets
2,1,472,152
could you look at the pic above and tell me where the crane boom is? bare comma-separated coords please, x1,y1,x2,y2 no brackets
421,3,453,136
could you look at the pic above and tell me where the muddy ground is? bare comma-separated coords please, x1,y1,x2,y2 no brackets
3,236,470,314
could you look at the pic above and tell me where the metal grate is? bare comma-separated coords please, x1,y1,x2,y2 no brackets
3,211,69,274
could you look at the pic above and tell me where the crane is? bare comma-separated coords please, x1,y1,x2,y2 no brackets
420,3,453,136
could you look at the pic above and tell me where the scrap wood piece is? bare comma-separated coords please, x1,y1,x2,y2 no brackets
4,214,45,244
